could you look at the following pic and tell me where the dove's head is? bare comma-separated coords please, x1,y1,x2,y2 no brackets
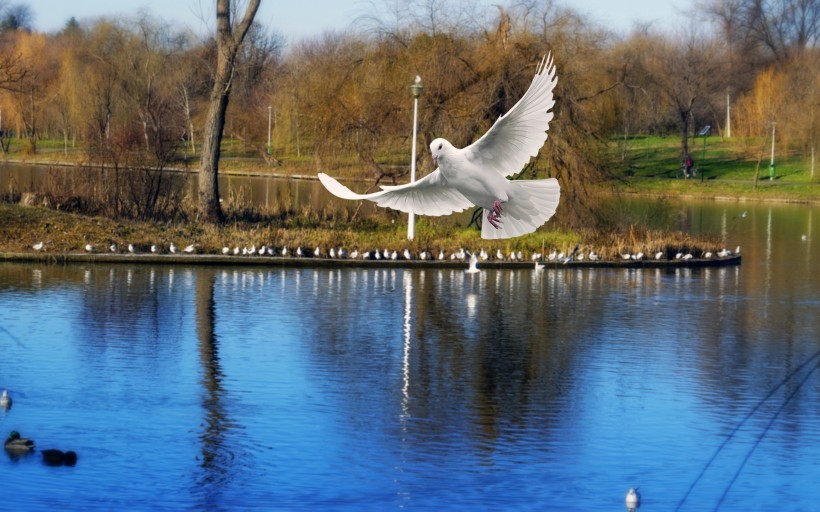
430,138,454,168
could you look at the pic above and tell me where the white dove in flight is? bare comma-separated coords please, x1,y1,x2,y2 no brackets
318,55,560,239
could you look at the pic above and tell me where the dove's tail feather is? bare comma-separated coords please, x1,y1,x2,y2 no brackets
481,178,560,239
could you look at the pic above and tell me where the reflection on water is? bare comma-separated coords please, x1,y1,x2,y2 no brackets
194,268,246,504
0,200,819,510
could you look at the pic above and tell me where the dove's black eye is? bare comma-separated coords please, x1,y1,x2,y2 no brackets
438,143,442,150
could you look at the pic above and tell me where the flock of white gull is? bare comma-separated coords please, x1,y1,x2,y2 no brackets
27,241,743,264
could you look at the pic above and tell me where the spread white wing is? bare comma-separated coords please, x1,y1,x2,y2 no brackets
462,54,557,177
318,170,474,216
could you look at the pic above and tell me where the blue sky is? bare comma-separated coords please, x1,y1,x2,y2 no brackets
30,0,689,42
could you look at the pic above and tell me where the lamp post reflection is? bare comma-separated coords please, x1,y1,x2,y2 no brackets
401,270,413,419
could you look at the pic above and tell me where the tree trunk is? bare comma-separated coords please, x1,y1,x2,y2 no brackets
197,0,261,223
680,110,690,158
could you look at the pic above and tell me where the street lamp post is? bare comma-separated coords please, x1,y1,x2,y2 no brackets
770,121,776,180
407,76,423,241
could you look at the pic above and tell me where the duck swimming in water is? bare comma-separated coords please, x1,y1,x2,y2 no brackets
41,449,78,467
4,431,35,452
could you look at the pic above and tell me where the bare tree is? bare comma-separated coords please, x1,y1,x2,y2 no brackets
702,0,820,63
198,0,261,223
644,32,727,158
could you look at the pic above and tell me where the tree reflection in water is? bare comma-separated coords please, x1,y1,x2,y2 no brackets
194,268,248,502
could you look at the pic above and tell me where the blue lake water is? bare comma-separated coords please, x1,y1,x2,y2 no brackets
1,198,818,511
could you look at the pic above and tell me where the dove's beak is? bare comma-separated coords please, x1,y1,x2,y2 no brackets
432,155,438,167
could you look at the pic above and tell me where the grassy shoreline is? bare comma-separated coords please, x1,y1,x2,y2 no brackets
1,202,726,264
3,133,816,264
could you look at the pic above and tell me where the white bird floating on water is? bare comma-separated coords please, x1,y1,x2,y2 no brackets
625,487,641,511
318,56,560,239
0,389,12,410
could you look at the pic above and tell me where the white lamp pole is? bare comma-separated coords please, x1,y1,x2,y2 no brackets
408,76,423,240
770,121,776,180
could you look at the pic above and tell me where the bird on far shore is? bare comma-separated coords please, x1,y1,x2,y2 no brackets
151,244,158,253
84,244,94,253
183,244,196,254
32,242,45,251
128,244,136,253
466,253,480,274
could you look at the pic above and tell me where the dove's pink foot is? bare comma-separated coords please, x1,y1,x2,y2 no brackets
487,200,504,229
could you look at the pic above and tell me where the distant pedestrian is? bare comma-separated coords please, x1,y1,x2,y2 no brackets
683,154,694,178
